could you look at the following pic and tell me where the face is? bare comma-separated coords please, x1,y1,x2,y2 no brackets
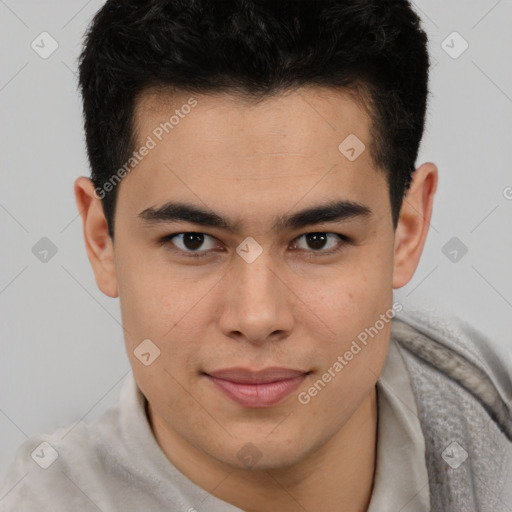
76,85,437,473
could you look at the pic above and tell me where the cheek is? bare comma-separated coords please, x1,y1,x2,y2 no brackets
308,241,394,387
312,247,394,333
298,294,392,435
116,246,207,336
115,253,215,380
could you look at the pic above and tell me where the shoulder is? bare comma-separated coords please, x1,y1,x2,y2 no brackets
390,301,512,509
0,420,104,511
391,300,512,440
393,301,512,383
0,385,137,512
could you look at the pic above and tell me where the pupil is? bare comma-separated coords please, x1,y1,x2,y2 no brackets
306,233,327,250
184,233,204,250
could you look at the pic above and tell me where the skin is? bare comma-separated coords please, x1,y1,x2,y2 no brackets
74,85,437,511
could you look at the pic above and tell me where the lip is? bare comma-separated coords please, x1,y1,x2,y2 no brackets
204,367,309,408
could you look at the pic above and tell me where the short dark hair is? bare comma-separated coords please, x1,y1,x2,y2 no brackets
78,0,430,239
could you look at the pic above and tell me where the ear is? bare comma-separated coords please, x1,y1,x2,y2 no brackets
74,177,118,298
392,162,438,289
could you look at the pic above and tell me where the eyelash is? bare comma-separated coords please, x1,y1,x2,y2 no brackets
158,232,352,259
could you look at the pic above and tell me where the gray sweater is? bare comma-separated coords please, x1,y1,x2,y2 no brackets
392,304,512,511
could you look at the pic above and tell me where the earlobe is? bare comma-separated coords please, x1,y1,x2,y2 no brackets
74,177,119,298
392,162,438,289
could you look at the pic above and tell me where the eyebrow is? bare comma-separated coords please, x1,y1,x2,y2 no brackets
138,199,372,233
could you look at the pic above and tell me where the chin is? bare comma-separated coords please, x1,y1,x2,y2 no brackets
215,433,316,472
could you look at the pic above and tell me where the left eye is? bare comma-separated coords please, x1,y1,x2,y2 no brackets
291,232,347,253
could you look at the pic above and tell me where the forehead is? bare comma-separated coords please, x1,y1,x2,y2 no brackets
133,85,372,151
118,85,389,228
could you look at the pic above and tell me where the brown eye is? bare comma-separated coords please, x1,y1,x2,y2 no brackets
161,232,219,257
181,233,206,250
305,233,329,250
292,232,348,253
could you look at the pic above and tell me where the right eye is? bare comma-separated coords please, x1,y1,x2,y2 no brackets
159,232,222,258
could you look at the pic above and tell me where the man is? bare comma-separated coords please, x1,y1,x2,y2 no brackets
1,0,511,511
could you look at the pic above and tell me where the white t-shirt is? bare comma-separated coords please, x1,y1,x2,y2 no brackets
0,337,430,511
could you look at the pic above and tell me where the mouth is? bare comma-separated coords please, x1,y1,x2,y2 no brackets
203,367,310,408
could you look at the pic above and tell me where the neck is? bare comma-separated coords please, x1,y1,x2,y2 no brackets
149,386,378,512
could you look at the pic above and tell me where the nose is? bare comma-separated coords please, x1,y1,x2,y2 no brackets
218,251,294,346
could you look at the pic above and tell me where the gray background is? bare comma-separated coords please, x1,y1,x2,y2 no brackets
1,0,511,484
